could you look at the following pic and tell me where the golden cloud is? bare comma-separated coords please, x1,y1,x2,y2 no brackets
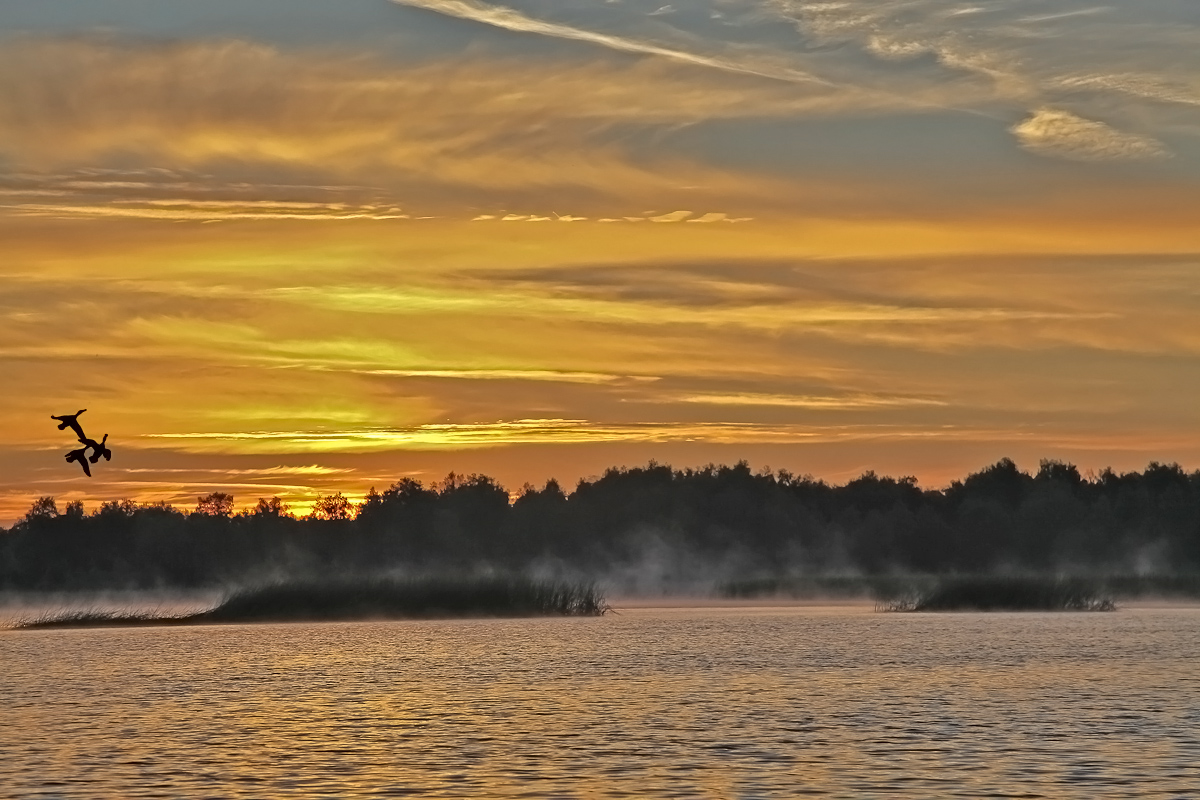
0,36,824,200
1012,108,1171,161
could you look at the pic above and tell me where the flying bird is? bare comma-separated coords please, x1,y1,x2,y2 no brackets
51,409,88,440
65,446,92,478
82,433,112,464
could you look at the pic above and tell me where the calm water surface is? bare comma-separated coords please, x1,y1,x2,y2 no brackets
2,606,1198,798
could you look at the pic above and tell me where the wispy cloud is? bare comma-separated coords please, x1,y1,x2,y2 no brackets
0,168,413,220
4,202,412,221
666,392,948,409
649,210,693,222
1012,108,1171,161
140,418,1057,452
389,0,830,86
118,465,356,477
0,37,810,205
355,368,656,384
771,0,1200,144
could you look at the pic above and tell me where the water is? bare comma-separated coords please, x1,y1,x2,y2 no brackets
3,606,1199,798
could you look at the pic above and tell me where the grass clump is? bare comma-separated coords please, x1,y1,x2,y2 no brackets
880,576,1115,612
16,577,610,628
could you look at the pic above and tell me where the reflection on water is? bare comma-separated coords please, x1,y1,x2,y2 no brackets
3,607,1199,798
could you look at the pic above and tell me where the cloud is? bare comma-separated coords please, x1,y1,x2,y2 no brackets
138,418,1046,452
0,36,811,205
1052,73,1200,108
388,0,830,86
0,168,415,220
4,26,1188,230
460,255,1200,356
865,37,931,62
1017,7,1113,24
118,465,356,477
356,368,651,384
3,2,1200,525
770,0,1200,140
2,2,1195,217
5,202,411,221
5,235,1200,527
665,392,948,409
649,210,692,222
1011,108,1170,161
684,212,749,223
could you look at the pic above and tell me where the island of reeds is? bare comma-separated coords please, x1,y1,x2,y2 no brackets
18,577,610,628
874,576,1117,612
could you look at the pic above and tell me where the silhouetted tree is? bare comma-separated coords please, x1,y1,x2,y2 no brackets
4,459,1200,591
194,493,234,517
311,493,353,521
25,497,58,521
248,497,291,519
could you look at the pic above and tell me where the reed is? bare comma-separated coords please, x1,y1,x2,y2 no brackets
16,608,188,629
879,576,1116,612
16,577,610,628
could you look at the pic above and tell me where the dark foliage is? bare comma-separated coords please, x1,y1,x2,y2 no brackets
3,458,1200,591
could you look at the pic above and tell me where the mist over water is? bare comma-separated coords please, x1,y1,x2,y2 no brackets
4,606,1199,798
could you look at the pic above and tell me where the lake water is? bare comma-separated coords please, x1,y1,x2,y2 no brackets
2,606,1199,798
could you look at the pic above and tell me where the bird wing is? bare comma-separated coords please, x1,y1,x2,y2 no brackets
68,420,87,440
79,456,92,477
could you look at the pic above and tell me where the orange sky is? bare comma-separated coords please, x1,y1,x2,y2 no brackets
2,0,1200,522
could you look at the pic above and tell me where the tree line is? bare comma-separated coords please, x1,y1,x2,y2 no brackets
2,458,1199,591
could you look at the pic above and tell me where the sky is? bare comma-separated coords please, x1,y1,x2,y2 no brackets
2,0,1200,522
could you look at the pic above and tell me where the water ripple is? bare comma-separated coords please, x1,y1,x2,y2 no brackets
2,607,1198,798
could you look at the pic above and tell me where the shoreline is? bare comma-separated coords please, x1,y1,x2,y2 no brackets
8,595,1200,631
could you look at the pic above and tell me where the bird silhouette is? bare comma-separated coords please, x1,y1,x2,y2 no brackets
65,446,92,478
82,433,112,464
51,409,88,440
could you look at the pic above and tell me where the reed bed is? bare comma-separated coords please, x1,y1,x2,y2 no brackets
721,574,1200,607
16,608,190,629
879,576,1116,612
17,577,610,628
202,577,609,622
